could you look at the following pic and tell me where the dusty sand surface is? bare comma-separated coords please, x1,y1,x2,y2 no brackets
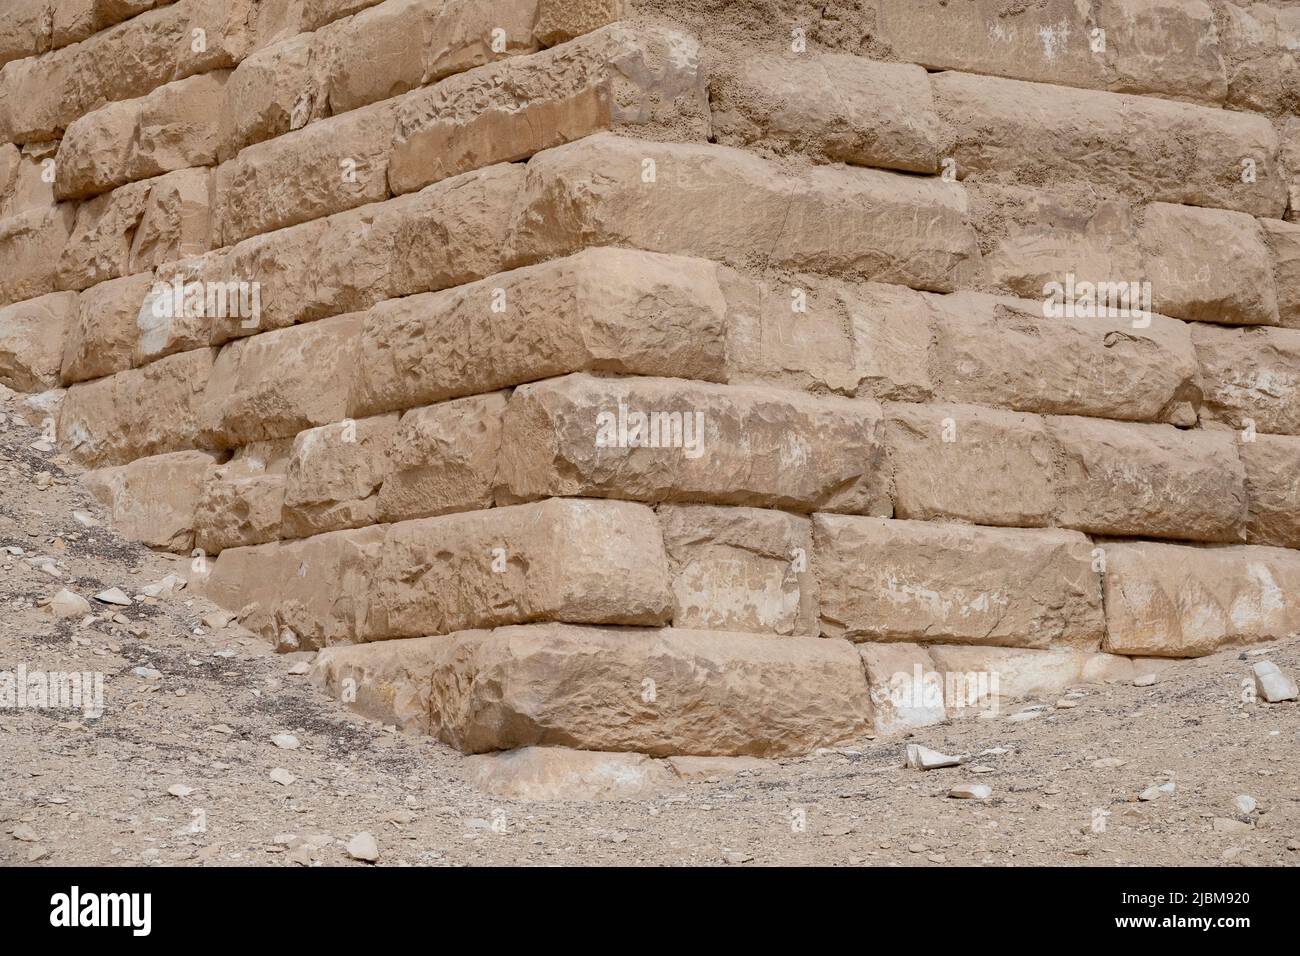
2,388,1297,867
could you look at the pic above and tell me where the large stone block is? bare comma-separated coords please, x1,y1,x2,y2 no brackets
814,515,1103,649
934,70,1284,217
58,347,216,466
929,293,1200,425
426,623,872,756
217,31,325,159
376,392,506,523
203,313,361,447
1261,218,1300,330
55,71,229,201
1191,324,1300,435
215,99,397,244
0,291,77,392
659,505,817,636
711,53,938,173
1138,203,1278,326
0,142,58,219
311,636,444,734
925,645,1136,701
354,247,728,416
82,449,219,552
391,23,706,196
60,273,153,384
281,413,399,539
1049,416,1248,542
859,642,946,736
1241,435,1300,549
57,168,213,291
507,133,980,294
1102,541,1300,656
0,205,77,307
1221,2,1300,114
885,401,1054,527
370,498,672,639
497,373,892,515
194,440,288,553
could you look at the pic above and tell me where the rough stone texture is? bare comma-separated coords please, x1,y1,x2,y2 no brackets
57,347,216,467
56,168,213,291
934,70,1285,218
55,71,229,200
203,313,361,447
60,273,154,384
425,623,872,756
497,373,892,515
1240,435,1300,549
926,645,1136,701
194,440,288,552
711,54,938,173
659,505,817,636
370,498,673,640
1221,2,1300,114
0,291,78,392
389,23,708,195
1191,324,1300,436
1102,541,1300,657
354,247,728,417
1049,416,1248,543
0,205,78,307
376,393,506,523
1283,118,1300,224
532,0,626,46
196,524,387,649
885,402,1055,527
216,31,324,159
859,642,946,736
135,250,229,363
814,515,1103,649
0,142,59,219
82,450,219,552
508,133,981,294
464,746,680,801
1260,218,1300,330
281,414,399,539
311,635,444,734
929,294,1200,425
1138,203,1279,326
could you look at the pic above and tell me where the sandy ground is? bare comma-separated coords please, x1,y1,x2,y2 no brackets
1,388,1298,867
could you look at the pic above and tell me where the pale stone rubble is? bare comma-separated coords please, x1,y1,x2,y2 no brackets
1,0,1298,769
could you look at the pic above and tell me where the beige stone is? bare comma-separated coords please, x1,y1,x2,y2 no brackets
1221,2,1300,114
389,24,707,195
465,746,679,801
194,441,288,552
1102,541,1300,656
926,645,1136,701
376,392,505,523
712,54,938,173
497,373,892,515
659,505,817,636
58,347,216,467
859,642,946,736
0,205,77,307
311,636,443,734
61,273,154,384
1241,435,1300,549
885,402,1054,527
57,168,213,291
203,313,361,447
135,251,230,363
1260,218,1300,330
56,71,229,200
370,498,672,640
930,293,1200,425
664,755,775,781
1049,416,1248,542
301,0,384,31
508,133,980,294
532,0,626,46
1191,324,1300,435
815,515,1103,649
935,70,1284,217
281,414,398,539
217,32,325,159
1283,118,1300,225
426,623,872,756
83,450,219,552
0,143,58,219
1138,203,1278,326
355,247,727,417
0,291,78,392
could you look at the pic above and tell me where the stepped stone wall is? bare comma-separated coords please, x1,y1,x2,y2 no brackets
2,0,1300,756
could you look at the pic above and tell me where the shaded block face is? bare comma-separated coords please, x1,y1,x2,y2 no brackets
0,291,78,392
425,623,873,757
83,450,220,553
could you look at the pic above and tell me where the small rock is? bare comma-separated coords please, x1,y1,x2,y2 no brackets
1252,661,1298,703
12,824,39,842
722,851,752,864
1232,794,1257,815
1054,699,1079,709
271,734,300,750
71,511,98,528
167,784,194,798
904,744,966,770
269,768,296,786
131,667,162,681
27,845,48,862
1092,757,1126,769
927,853,947,863
947,784,992,800
202,611,232,630
287,661,311,675
1212,817,1254,834
48,588,90,619
346,832,380,862
1133,674,1158,687
94,587,132,606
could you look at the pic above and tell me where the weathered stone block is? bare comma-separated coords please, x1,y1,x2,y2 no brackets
1241,435,1300,549
0,291,77,392
83,449,219,552
0,205,77,307
61,273,154,384
1191,324,1300,435
281,413,399,539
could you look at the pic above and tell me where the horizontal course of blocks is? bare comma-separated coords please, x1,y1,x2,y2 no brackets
3,0,1299,757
